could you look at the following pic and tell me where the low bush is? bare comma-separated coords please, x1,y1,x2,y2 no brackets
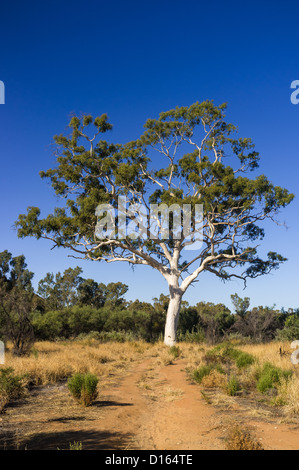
221,346,255,368
226,376,241,396
256,363,293,394
201,370,226,388
235,352,255,369
203,345,225,364
192,365,213,384
192,363,225,384
0,367,27,412
67,372,99,406
204,344,255,370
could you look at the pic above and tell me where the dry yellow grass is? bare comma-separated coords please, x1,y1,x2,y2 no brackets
275,376,299,416
177,343,208,371
208,393,236,409
201,370,226,388
238,342,293,371
161,386,184,402
2,340,152,386
1,339,298,416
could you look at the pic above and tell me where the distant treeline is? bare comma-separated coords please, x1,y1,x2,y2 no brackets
0,250,298,355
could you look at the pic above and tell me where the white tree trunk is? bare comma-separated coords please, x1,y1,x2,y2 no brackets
164,288,182,346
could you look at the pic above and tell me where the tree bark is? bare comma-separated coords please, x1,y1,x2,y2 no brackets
164,284,182,346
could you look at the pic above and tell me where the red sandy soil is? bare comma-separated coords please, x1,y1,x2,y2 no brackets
0,358,298,450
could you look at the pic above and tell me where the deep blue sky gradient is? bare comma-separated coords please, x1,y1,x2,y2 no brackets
0,0,299,310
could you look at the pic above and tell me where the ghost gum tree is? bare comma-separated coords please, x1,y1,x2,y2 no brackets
16,101,294,346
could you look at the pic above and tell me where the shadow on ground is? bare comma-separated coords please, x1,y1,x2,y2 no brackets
3,429,134,450
95,400,134,408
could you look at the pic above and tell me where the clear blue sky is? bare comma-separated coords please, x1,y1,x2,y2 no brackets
0,0,299,310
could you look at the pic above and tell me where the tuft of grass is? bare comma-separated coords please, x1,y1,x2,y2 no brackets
169,345,181,359
69,441,83,450
162,386,184,402
225,425,264,450
155,346,176,366
200,390,212,404
201,370,227,388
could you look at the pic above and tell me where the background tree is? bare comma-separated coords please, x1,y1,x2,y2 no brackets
16,102,294,345
177,305,199,336
37,267,83,309
77,279,106,308
0,251,34,355
195,301,234,344
127,300,163,341
276,313,299,341
230,305,283,342
231,293,250,318
104,282,128,308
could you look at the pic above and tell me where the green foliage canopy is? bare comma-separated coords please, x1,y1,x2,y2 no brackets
16,101,294,297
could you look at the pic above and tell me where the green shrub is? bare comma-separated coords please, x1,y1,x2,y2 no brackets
222,346,240,360
214,364,225,374
226,376,241,396
67,373,99,406
275,314,299,341
0,367,26,412
256,363,293,394
205,344,255,370
31,310,66,340
221,346,247,363
192,363,225,384
0,367,25,399
192,365,213,384
203,345,225,364
235,352,255,369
